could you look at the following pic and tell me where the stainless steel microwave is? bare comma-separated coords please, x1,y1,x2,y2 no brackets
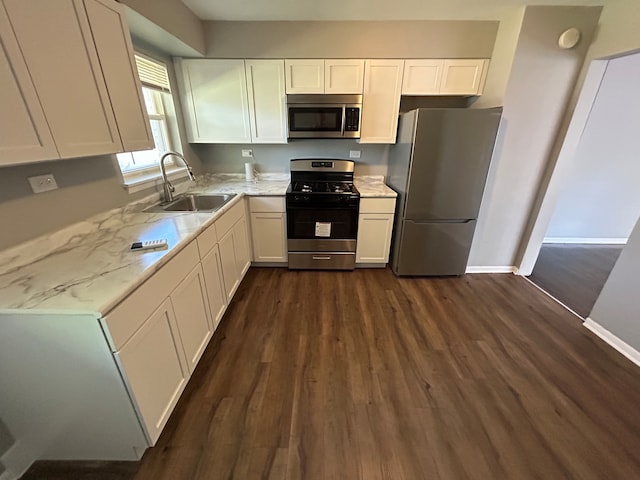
287,94,362,139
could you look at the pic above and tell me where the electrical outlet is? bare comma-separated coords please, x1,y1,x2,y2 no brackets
349,150,361,159
241,149,253,158
28,173,58,193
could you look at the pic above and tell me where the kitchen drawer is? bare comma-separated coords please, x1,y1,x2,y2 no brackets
249,196,285,213
288,252,355,270
101,241,200,351
196,221,218,259
215,199,245,236
359,197,396,214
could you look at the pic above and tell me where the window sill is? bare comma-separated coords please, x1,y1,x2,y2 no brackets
122,167,189,194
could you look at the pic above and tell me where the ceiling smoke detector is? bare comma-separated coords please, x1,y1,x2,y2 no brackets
558,28,581,49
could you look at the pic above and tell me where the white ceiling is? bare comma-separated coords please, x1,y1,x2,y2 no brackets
181,0,608,21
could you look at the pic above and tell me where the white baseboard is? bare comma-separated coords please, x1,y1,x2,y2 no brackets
584,318,640,368
465,266,516,274
0,440,35,480
543,237,627,244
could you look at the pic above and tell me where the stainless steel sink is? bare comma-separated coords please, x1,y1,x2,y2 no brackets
144,193,236,213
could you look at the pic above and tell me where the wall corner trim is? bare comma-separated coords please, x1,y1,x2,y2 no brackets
584,318,640,368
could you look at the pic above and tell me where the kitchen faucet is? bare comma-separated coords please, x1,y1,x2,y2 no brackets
160,151,196,202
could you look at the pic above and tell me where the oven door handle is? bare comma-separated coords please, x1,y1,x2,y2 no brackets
312,256,332,260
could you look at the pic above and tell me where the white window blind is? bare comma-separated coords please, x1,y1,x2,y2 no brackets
135,54,171,93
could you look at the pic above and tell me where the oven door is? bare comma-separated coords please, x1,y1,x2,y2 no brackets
286,202,359,252
288,104,344,138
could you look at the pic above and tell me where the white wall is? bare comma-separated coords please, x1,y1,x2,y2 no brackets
472,8,524,109
546,52,640,242
590,216,640,351
121,0,205,55
203,20,498,59
468,5,602,269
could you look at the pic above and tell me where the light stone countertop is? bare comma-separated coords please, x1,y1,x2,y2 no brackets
355,176,397,197
0,173,395,315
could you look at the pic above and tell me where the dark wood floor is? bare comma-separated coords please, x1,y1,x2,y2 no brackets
126,267,640,480
528,244,623,318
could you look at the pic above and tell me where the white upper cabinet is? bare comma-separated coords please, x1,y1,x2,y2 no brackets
0,8,58,165
2,0,122,158
324,60,365,94
83,0,153,152
285,59,324,94
285,59,364,94
245,60,287,144
0,0,153,165
360,59,404,144
176,59,287,144
402,60,443,95
176,59,252,143
440,59,488,95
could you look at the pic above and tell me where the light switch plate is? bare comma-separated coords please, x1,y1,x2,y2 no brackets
349,150,361,159
28,173,58,193
241,149,253,158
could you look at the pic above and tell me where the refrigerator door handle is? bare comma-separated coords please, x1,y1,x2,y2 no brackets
407,219,475,224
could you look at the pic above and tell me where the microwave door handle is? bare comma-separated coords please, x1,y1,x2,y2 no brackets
340,105,346,135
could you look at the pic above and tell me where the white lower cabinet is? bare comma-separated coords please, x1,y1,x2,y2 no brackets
250,213,287,262
105,200,252,448
115,298,189,444
200,245,227,329
356,198,397,265
234,216,252,276
170,264,213,373
249,196,287,263
218,228,240,302
214,199,252,302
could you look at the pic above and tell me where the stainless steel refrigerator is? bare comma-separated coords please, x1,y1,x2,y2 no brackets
388,107,502,276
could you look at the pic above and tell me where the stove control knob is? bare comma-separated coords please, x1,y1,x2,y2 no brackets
293,196,300,201
303,196,310,201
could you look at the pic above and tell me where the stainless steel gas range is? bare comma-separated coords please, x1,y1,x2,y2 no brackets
286,159,360,270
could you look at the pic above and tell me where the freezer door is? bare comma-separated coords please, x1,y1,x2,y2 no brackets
392,219,476,276
404,108,502,220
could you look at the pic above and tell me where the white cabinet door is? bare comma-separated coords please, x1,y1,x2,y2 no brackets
285,59,324,94
84,0,153,152
218,228,239,303
2,0,122,158
245,60,287,144
177,59,252,143
0,7,58,165
201,245,227,329
169,265,213,374
250,213,287,262
356,214,394,264
115,298,188,445
440,59,488,95
360,60,404,144
234,216,252,277
325,60,364,94
402,60,443,95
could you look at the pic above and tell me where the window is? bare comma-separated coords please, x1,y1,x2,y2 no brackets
117,54,184,190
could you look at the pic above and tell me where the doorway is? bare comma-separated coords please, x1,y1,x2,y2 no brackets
524,51,640,318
